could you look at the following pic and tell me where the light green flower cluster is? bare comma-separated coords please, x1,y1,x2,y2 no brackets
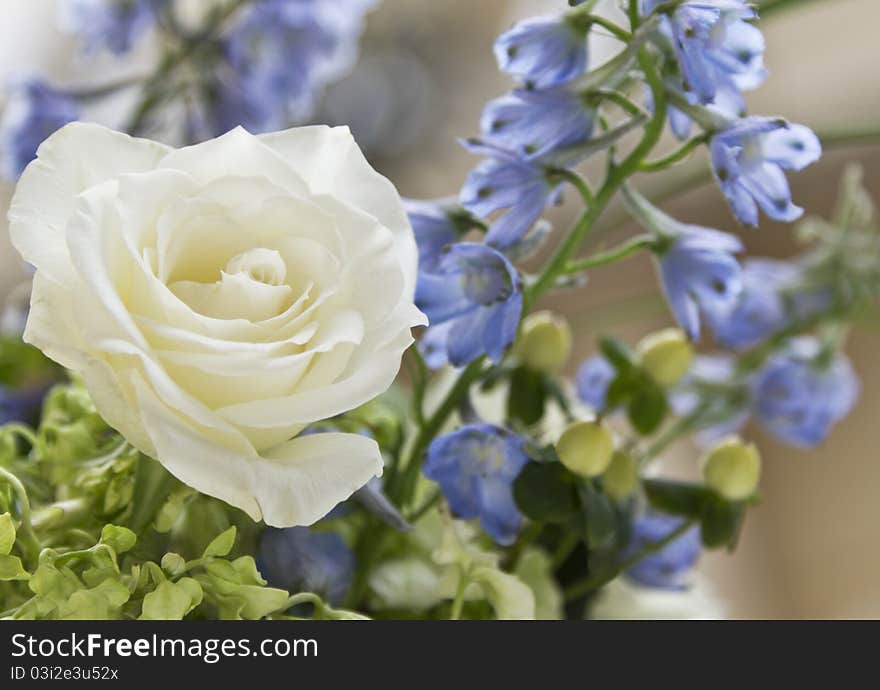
0,379,358,620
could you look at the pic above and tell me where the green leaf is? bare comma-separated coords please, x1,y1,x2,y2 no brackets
627,379,668,435
700,495,746,550
0,554,28,581
644,479,711,519
506,366,547,426
203,526,237,558
513,462,579,524
100,524,137,555
0,512,15,556
579,483,617,548
139,579,203,620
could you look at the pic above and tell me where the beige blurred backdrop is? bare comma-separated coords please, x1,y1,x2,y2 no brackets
1,0,878,618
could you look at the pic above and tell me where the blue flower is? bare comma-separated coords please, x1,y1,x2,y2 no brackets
405,199,472,272
710,117,822,227
576,355,615,412
211,0,375,133
424,424,531,545
460,144,560,249
0,384,49,426
0,80,79,178
494,15,589,89
657,226,743,341
416,243,523,367
480,89,595,161
664,2,766,106
753,337,859,448
257,527,354,605
60,0,163,55
709,258,801,350
624,513,701,590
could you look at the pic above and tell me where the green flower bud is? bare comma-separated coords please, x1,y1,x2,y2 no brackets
555,420,614,478
636,328,694,386
516,311,573,373
702,437,761,501
602,450,639,500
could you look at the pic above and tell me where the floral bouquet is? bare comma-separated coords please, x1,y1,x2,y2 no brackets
0,0,875,621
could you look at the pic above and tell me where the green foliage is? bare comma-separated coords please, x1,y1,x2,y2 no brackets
600,337,669,434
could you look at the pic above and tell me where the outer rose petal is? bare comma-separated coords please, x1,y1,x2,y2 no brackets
8,122,170,284
258,125,419,297
132,370,382,526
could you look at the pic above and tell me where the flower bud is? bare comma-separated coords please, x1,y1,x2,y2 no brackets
555,420,614,478
602,450,639,500
516,311,572,373
636,328,694,386
702,437,761,501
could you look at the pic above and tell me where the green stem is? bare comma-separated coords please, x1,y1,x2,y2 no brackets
564,519,696,601
450,567,471,620
527,47,668,308
405,489,441,524
639,135,708,172
553,168,595,205
126,0,249,135
564,234,656,274
390,358,485,507
551,531,581,570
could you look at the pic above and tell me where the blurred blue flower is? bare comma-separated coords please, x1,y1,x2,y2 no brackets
460,144,560,249
210,0,375,134
424,424,531,545
0,80,79,178
405,199,472,272
710,117,822,227
709,258,801,350
576,355,615,412
672,354,749,446
416,243,523,367
658,226,743,341
624,513,701,590
480,89,594,161
0,384,49,426
258,527,354,605
60,0,164,55
494,15,589,89
753,337,859,448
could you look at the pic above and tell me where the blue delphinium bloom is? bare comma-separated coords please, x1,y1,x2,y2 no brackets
0,80,79,178
405,199,472,272
753,337,859,448
663,1,766,105
709,258,801,350
710,117,822,227
624,513,701,590
60,0,163,55
212,0,375,133
494,15,589,89
416,243,523,367
480,89,595,161
424,424,531,545
258,527,354,605
460,144,560,249
576,355,616,412
0,384,49,426
657,226,743,341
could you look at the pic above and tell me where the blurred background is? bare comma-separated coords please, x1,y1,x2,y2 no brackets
0,0,878,618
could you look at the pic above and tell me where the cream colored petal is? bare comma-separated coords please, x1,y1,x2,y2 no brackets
258,125,418,297
255,432,383,527
8,122,169,283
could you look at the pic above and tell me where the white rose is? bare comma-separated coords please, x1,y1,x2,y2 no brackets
8,122,426,526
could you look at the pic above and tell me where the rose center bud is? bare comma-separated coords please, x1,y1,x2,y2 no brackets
169,246,294,322
225,247,287,286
